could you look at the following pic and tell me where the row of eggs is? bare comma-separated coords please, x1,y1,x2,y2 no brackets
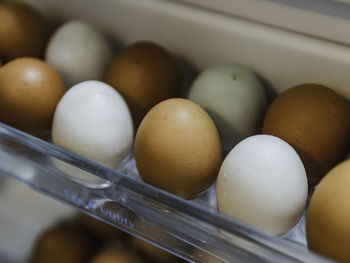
1,1,350,262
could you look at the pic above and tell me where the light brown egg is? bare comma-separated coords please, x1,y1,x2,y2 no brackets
0,57,65,135
134,98,221,199
31,224,97,263
105,41,181,125
262,83,350,187
306,160,350,263
130,236,181,263
90,247,144,263
0,1,50,61
78,213,125,240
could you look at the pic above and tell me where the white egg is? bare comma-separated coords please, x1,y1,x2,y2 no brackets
45,20,113,87
216,135,307,235
188,64,267,152
52,80,133,185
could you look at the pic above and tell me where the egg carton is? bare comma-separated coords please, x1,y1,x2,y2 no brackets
0,118,328,263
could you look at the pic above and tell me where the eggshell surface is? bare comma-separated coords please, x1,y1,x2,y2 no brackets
306,160,350,263
45,20,113,87
105,41,181,125
0,1,50,61
188,64,267,152
52,81,133,183
0,57,65,135
263,83,350,187
134,98,221,199
217,135,307,235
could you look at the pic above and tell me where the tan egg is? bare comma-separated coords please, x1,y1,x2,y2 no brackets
31,224,97,263
306,160,350,263
105,41,181,125
0,57,65,135
262,84,350,187
0,1,50,61
90,247,144,263
134,98,221,199
130,236,180,263
78,213,125,240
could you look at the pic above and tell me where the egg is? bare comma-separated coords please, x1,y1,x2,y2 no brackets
45,20,113,87
0,57,65,136
105,41,181,125
52,80,133,184
0,1,50,61
31,224,97,263
306,160,350,262
263,84,350,187
134,98,221,199
216,135,308,235
89,248,144,263
130,236,180,263
188,64,267,152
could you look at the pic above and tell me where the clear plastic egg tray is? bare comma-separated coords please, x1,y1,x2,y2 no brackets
2,0,350,262
0,121,328,263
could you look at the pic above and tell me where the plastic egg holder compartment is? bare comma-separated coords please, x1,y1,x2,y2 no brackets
0,26,329,263
0,36,320,259
0,52,311,253
0,123,324,263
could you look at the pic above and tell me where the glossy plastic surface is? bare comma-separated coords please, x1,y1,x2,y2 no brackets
0,122,332,263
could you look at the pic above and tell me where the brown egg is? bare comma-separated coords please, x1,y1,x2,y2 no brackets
306,160,350,262
90,247,144,263
105,41,181,125
134,98,221,199
31,224,97,263
0,1,50,61
262,84,350,186
78,213,125,240
130,236,180,263
0,57,65,135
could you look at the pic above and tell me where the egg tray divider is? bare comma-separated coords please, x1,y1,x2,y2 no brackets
0,121,332,263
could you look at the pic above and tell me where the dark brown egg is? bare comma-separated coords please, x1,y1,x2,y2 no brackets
31,224,97,263
0,57,65,135
0,1,50,61
105,41,181,125
262,83,350,186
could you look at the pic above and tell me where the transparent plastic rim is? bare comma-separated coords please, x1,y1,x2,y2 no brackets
0,121,329,262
